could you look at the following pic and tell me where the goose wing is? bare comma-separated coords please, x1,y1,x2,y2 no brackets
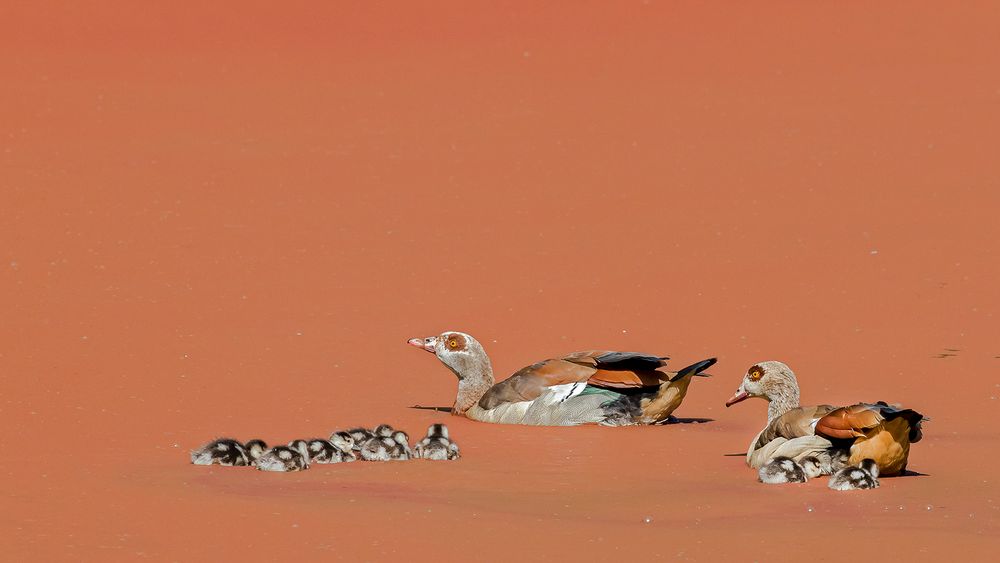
816,402,925,442
478,351,669,410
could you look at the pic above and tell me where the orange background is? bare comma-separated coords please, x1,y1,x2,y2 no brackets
2,2,998,560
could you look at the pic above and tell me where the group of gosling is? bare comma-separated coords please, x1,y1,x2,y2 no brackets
191,423,460,472
758,451,882,490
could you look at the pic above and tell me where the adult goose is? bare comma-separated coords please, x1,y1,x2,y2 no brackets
726,361,925,476
407,331,715,426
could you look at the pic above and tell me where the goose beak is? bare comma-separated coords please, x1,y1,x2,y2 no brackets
407,337,437,353
725,389,750,407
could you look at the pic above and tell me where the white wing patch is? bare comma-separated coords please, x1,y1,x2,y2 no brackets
542,382,587,404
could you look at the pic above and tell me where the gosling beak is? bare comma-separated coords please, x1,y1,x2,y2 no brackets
725,389,750,407
407,336,437,353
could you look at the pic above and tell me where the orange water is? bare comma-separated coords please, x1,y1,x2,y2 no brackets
3,2,998,560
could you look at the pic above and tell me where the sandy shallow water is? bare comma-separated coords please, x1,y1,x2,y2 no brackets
3,2,999,560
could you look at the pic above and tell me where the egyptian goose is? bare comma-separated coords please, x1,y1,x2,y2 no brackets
360,436,394,462
190,438,263,467
346,428,374,454
758,456,808,484
353,425,401,461
288,439,310,458
256,442,310,472
407,332,716,426
413,424,461,460
244,439,268,466
829,459,880,490
799,456,824,479
305,438,345,463
726,361,925,477
388,431,412,461
329,431,358,461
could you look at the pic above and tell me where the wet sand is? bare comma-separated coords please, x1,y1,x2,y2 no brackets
3,2,999,560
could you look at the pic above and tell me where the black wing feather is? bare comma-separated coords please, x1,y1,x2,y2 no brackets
593,352,668,372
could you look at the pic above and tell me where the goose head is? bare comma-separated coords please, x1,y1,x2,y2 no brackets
408,331,492,381
725,361,801,420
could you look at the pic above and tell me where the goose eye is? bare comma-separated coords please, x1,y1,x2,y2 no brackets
748,366,764,381
448,339,458,349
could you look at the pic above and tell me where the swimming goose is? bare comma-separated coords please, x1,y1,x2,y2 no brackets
726,361,925,476
408,332,716,426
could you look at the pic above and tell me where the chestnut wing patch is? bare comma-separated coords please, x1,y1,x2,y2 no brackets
478,359,598,410
478,352,671,410
816,402,925,442
564,350,669,389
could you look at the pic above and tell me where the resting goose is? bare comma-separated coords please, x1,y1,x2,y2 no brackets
346,428,374,454
799,456,825,479
190,438,256,466
360,437,394,462
388,431,412,461
244,439,268,466
257,442,310,472
306,438,344,463
829,459,880,490
413,424,461,460
329,431,358,462
408,332,716,426
726,361,925,477
758,456,807,484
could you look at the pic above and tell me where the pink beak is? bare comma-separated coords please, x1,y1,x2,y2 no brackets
725,389,750,407
407,337,436,353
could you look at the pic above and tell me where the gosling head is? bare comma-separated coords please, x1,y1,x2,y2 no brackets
800,456,824,479
330,431,355,452
244,439,268,463
427,423,449,439
859,458,880,479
